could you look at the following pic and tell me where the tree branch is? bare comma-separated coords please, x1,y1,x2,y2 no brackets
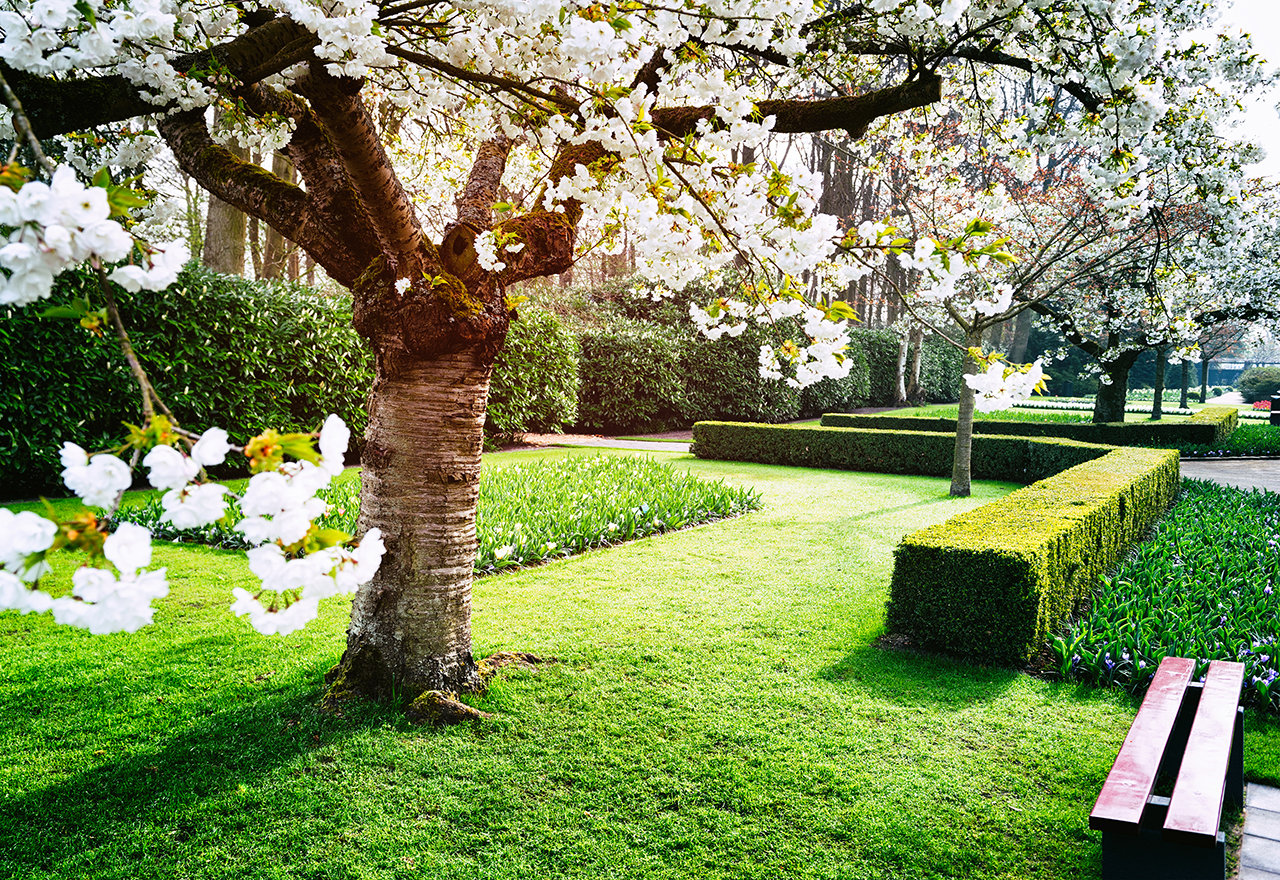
4,16,314,138
157,110,372,286
293,64,427,273
651,74,941,140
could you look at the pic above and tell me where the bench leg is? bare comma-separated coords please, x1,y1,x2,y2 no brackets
1102,830,1225,880
1228,706,1244,811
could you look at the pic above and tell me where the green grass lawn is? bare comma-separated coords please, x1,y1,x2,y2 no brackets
5,450,1279,879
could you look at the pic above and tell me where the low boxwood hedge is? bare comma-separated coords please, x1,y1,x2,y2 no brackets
691,420,1180,665
690,421,1111,483
886,446,1179,665
819,405,1238,447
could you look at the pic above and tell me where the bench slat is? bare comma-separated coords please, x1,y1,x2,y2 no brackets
1164,660,1245,846
1090,656,1196,833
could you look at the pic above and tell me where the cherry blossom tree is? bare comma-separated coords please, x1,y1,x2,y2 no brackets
2,0,1269,706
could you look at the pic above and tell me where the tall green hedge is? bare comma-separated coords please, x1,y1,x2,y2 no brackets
848,328,963,406
819,405,1239,447
679,322,802,424
887,447,1180,665
1,265,372,499
691,420,1180,664
575,317,689,433
2,268,583,498
487,306,580,437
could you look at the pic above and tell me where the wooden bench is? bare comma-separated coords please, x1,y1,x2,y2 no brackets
1089,656,1245,880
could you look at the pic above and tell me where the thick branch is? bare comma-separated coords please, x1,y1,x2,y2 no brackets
294,65,427,272
157,110,371,286
651,74,941,140
5,17,314,138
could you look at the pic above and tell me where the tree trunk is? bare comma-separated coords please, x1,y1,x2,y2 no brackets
1179,358,1190,409
261,152,295,279
895,329,910,406
202,107,247,275
950,335,981,497
331,349,494,701
1008,309,1034,363
906,324,925,403
1200,358,1210,403
1093,362,1133,423
1151,346,1167,420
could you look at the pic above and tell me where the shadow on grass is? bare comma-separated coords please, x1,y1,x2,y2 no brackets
817,642,1022,708
0,656,398,878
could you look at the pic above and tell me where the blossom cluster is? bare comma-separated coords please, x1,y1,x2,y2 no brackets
0,164,186,306
0,416,384,638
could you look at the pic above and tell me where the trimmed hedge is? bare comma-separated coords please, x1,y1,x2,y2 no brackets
691,420,1180,665
691,422,1112,483
887,446,1180,665
819,404,1239,447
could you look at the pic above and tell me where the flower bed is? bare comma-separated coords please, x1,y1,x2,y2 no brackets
1178,423,1280,457
114,455,762,574
1050,479,1280,712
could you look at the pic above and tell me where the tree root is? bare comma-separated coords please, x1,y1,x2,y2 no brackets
477,650,547,683
404,690,493,725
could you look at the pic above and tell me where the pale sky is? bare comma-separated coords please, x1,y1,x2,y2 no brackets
1219,0,1280,178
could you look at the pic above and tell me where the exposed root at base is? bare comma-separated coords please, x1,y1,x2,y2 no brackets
478,650,548,683
405,690,493,725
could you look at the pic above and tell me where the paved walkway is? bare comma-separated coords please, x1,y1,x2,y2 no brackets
1181,459,1280,494
515,432,691,453
1240,785,1280,878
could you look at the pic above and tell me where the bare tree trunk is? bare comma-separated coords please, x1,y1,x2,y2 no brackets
333,349,493,700
1179,358,1190,409
202,107,247,275
895,328,910,406
261,152,295,279
1200,358,1210,403
906,324,925,403
1151,346,1167,420
1008,309,1034,363
1093,360,1133,423
950,333,981,497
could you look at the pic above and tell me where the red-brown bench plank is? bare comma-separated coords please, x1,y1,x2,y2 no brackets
1090,656,1196,833
1164,660,1246,846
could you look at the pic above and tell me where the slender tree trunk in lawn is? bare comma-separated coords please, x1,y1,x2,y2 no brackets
1179,359,1190,409
1200,358,1210,402
906,324,924,403
950,333,981,497
1151,346,1167,420
895,330,910,405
